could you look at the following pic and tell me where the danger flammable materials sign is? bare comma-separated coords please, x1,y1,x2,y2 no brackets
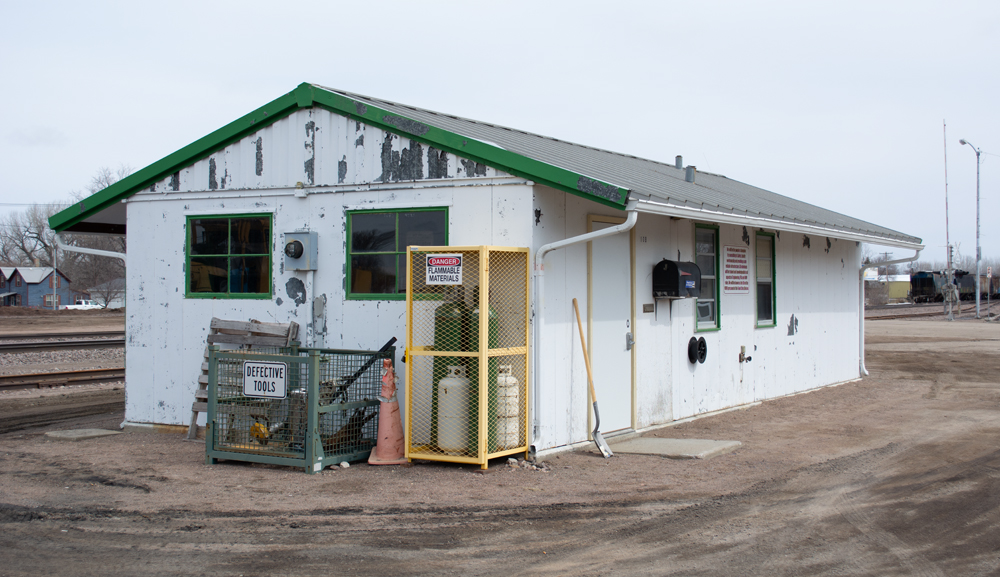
723,245,750,294
425,254,463,285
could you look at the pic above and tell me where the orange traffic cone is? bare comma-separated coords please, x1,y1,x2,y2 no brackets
368,359,407,465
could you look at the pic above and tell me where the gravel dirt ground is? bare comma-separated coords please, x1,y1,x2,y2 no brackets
2,312,1000,576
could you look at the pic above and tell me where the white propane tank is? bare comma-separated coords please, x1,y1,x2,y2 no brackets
496,364,520,449
438,365,470,453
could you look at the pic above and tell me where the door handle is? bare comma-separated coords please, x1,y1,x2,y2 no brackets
625,332,634,351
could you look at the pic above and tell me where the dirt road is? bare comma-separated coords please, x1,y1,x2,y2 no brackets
2,318,1000,575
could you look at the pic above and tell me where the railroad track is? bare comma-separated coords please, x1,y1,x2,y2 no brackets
0,338,125,353
0,330,124,341
0,368,125,392
866,304,982,320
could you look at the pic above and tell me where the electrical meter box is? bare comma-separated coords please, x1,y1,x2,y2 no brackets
652,260,701,299
284,232,318,271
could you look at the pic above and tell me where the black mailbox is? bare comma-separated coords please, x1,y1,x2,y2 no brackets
653,260,701,299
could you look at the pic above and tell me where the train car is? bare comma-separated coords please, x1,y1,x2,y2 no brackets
910,270,1000,303
910,271,940,303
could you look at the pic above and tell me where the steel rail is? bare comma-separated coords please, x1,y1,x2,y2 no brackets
0,330,125,341
0,339,125,353
866,304,979,320
0,368,125,391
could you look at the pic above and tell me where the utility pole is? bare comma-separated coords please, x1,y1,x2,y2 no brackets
959,139,982,319
944,121,954,321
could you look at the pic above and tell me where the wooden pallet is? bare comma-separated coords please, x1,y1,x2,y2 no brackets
187,317,299,440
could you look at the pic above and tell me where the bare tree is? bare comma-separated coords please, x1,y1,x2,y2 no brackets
0,165,130,299
90,278,126,309
0,202,64,267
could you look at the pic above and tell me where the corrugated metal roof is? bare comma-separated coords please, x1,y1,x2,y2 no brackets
0,267,14,280
323,85,921,247
15,267,59,284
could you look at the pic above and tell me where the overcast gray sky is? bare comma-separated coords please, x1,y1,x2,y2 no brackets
2,1,996,264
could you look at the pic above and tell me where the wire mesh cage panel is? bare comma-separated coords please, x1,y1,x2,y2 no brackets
405,246,530,468
206,345,394,473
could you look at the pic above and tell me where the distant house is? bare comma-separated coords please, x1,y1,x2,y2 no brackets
0,267,19,306
0,267,76,308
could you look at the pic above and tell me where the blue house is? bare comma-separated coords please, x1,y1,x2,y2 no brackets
0,267,23,306
0,267,75,308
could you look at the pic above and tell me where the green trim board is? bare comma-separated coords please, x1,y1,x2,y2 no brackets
694,223,721,332
50,83,629,233
51,91,301,233
755,231,777,328
185,213,273,300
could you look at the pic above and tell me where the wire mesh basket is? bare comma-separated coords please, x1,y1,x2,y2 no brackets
206,344,394,473
405,246,530,469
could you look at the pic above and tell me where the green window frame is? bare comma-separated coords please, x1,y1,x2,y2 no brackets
755,232,777,327
695,224,720,331
185,214,273,299
347,207,449,300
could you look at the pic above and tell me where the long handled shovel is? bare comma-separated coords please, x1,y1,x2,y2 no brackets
572,298,613,458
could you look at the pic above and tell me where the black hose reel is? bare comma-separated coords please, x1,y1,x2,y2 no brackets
687,336,708,364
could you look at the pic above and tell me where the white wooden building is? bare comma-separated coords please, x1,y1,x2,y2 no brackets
50,83,922,454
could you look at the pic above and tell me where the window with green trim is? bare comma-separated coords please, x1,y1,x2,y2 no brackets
186,214,272,298
756,232,776,327
695,225,720,330
347,207,448,299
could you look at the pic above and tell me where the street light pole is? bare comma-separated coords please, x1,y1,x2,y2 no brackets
959,138,982,319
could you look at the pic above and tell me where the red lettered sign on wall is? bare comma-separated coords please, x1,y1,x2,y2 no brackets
723,245,750,294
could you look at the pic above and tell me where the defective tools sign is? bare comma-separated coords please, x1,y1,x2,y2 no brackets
243,361,287,399
425,253,463,285
723,245,751,294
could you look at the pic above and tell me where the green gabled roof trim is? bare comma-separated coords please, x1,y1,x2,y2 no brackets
50,83,628,232
49,87,306,232
305,86,629,210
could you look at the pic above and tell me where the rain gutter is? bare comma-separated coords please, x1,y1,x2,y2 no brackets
55,233,127,263
531,199,638,453
859,249,921,376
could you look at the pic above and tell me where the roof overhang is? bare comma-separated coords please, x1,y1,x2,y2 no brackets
633,196,924,250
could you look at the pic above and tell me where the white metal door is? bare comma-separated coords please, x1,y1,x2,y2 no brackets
588,219,633,433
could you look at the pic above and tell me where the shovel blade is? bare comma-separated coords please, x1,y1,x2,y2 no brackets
591,401,613,458
592,428,614,458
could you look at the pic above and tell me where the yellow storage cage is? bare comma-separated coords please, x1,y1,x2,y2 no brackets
404,246,530,469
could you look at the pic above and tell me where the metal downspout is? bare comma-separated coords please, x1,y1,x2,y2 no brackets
55,233,127,263
531,200,638,453
859,248,921,376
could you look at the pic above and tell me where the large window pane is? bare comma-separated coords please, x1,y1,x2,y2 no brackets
190,257,229,293
757,236,771,256
230,256,269,294
190,219,228,255
701,278,715,300
757,282,773,322
398,211,446,251
696,230,715,254
697,255,715,276
697,300,715,323
397,254,408,293
352,254,396,294
352,213,396,253
230,217,270,254
756,258,771,279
